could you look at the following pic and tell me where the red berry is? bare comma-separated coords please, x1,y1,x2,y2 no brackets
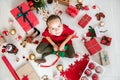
83,6,89,10
92,5,96,9
23,56,25,59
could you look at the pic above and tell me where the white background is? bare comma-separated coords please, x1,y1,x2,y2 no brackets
0,0,120,80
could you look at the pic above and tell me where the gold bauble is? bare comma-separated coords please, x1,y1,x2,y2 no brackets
34,0,39,2
56,64,63,72
77,0,83,3
10,29,16,35
29,54,36,60
99,21,105,27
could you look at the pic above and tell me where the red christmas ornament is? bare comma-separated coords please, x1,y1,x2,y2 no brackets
86,32,91,37
88,62,95,69
2,30,9,36
92,73,98,80
28,1,34,7
92,5,97,9
83,6,89,10
1,48,6,53
33,40,39,44
84,69,92,76
17,35,22,41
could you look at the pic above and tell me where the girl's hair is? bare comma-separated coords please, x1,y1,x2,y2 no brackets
46,15,61,24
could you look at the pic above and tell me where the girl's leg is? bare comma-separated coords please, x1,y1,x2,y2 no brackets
36,42,50,54
65,45,75,58
35,43,53,64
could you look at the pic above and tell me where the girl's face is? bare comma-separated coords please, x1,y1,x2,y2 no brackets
48,18,63,36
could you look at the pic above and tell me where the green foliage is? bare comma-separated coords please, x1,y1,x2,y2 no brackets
34,0,46,10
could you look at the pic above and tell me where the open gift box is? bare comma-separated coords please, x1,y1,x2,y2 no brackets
10,2,39,32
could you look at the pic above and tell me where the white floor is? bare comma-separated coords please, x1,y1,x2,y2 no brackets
0,0,120,80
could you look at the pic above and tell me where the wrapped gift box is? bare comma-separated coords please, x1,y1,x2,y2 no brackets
85,38,102,55
78,14,92,28
99,51,110,65
16,63,40,80
100,36,112,46
58,0,69,6
66,5,79,17
10,2,39,32
0,35,5,46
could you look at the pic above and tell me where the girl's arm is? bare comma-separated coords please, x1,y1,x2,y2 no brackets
45,37,58,51
59,33,75,51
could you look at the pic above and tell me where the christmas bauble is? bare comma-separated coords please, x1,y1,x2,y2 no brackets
56,64,63,72
99,21,105,27
88,62,95,69
34,0,39,2
95,66,103,73
84,69,92,76
29,54,36,60
81,76,88,80
92,73,98,80
10,29,16,35
77,0,82,3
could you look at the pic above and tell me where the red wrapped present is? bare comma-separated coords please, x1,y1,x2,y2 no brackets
78,14,92,28
85,38,102,55
66,5,79,17
100,36,112,46
10,2,39,32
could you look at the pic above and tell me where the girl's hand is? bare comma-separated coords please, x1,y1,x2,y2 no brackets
59,44,65,51
53,44,58,51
